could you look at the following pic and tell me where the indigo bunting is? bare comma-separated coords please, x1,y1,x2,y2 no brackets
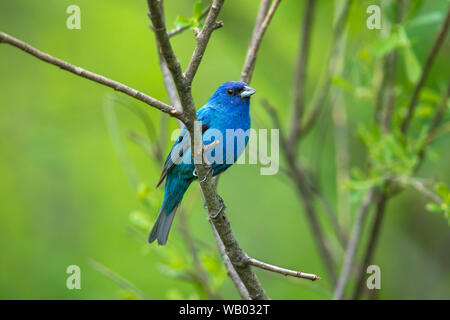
149,81,256,245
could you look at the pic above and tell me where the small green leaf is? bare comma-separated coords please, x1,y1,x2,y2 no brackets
193,1,204,21
426,203,442,212
137,182,150,200
402,46,421,83
414,105,434,118
407,12,444,29
435,183,449,200
129,211,152,231
368,32,403,57
175,15,193,28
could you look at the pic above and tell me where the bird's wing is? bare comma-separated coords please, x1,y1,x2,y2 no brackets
156,105,215,187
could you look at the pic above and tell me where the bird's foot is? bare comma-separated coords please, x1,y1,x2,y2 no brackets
199,166,214,183
211,196,225,219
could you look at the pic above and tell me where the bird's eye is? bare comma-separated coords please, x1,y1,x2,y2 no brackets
227,89,233,95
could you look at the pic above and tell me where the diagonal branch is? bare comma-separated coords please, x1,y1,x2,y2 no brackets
240,0,282,84
288,0,316,144
246,256,319,281
400,8,450,134
0,32,181,120
301,0,352,136
184,0,226,84
210,223,251,300
167,4,212,37
333,189,376,300
352,83,449,300
147,0,273,300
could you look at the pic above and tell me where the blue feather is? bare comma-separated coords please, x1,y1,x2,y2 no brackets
149,81,255,245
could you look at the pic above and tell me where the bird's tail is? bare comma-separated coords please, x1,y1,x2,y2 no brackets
148,175,191,245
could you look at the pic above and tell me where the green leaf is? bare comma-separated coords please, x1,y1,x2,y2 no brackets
426,202,442,212
404,0,425,22
435,183,449,201
193,1,204,21
175,15,193,28
137,182,150,200
402,45,421,83
129,211,152,231
419,88,441,104
407,12,444,29
414,104,434,119
368,32,403,57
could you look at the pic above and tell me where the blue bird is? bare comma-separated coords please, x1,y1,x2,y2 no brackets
148,81,256,245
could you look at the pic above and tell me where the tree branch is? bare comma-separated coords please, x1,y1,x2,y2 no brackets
178,209,219,300
288,0,316,144
400,8,450,134
301,0,352,136
333,188,376,300
240,0,282,84
210,223,251,300
147,0,274,300
246,256,319,281
0,32,181,119
352,83,449,300
167,4,212,37
184,0,225,84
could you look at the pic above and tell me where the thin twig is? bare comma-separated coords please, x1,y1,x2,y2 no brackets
246,256,319,281
178,209,219,300
288,0,316,144
401,8,450,134
352,84,450,300
89,259,149,300
350,192,387,300
0,32,181,119
240,0,282,84
167,4,212,37
210,223,251,300
301,0,353,136
333,189,376,300
290,163,338,284
184,0,226,84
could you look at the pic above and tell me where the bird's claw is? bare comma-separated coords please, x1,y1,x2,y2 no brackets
211,196,225,219
199,166,214,183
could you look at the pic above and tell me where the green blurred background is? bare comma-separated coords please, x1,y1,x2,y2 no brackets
0,0,449,299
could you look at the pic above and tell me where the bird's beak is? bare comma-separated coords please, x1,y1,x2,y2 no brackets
240,86,256,98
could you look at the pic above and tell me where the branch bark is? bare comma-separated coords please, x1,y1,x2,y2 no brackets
184,0,226,84
0,32,181,119
400,8,450,134
288,0,316,144
333,189,376,300
147,0,275,300
301,0,352,136
240,0,282,83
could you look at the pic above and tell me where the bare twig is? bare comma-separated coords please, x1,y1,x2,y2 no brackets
290,163,338,284
401,8,450,134
0,32,181,119
333,189,376,300
211,223,251,300
288,0,316,144
240,0,282,84
301,0,353,136
184,0,226,84
178,209,219,300
351,192,387,300
246,256,319,281
89,259,149,300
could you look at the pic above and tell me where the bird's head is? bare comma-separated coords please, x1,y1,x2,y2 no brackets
208,81,256,109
